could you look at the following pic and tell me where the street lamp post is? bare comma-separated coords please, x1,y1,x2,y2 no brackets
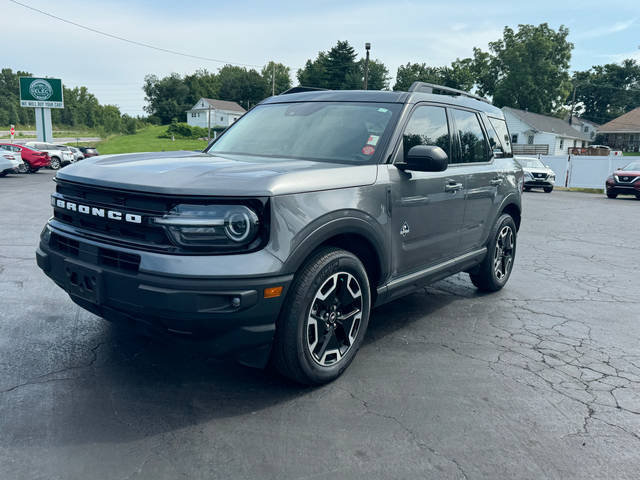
364,42,371,90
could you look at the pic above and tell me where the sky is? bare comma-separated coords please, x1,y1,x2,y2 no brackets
2,0,638,116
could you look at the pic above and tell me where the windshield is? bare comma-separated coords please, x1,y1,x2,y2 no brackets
621,161,640,171
206,102,401,164
517,157,545,169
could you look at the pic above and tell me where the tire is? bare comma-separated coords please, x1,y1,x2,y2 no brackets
272,247,371,385
607,193,617,199
523,187,531,192
17,161,30,174
544,186,553,193
49,156,61,170
0,171,7,177
469,214,517,292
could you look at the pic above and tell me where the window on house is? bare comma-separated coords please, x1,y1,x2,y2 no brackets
220,116,224,121
584,126,588,133
191,113,196,117
573,139,577,147
559,139,564,151
527,135,534,145
511,134,518,144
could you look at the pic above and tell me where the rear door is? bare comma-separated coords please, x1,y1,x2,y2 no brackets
388,104,466,277
449,108,500,252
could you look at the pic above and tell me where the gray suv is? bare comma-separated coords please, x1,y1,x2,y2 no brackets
36,83,523,384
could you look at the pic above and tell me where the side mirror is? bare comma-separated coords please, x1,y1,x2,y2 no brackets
398,145,448,172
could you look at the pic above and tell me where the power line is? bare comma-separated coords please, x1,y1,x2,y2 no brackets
8,0,263,68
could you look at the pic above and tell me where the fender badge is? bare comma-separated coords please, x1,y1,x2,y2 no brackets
400,222,410,237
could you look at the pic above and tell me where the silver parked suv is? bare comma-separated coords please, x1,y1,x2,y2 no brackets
36,83,523,384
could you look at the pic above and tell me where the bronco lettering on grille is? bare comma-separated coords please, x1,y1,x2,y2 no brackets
53,197,142,224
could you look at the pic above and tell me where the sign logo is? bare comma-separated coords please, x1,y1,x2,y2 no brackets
29,79,53,101
52,196,143,224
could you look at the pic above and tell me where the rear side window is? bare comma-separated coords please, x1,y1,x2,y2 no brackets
488,117,512,157
451,109,489,164
401,106,450,161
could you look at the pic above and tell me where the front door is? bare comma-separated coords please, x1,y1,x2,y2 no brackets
389,104,466,278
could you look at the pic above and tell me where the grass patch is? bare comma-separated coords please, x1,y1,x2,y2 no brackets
555,187,604,194
82,126,208,155
623,152,640,156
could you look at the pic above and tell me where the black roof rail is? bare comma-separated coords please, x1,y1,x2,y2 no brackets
408,82,490,104
280,86,330,95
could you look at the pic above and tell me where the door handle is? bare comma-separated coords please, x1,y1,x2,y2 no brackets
444,180,463,192
490,177,503,186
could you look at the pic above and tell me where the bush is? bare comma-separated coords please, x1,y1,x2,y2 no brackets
159,122,209,139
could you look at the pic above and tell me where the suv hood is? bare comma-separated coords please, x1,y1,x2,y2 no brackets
55,151,378,196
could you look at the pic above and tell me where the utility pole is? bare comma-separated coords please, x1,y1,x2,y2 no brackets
207,104,211,140
569,86,576,125
272,63,276,96
364,42,371,90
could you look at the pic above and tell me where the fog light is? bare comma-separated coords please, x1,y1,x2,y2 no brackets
264,286,283,298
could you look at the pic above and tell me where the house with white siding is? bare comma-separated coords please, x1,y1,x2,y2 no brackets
502,107,592,155
186,98,246,129
568,116,599,141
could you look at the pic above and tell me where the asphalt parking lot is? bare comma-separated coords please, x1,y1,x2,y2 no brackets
1,170,639,479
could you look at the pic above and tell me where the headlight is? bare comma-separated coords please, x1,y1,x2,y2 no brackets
154,204,261,251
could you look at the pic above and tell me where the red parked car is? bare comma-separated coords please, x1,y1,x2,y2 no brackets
606,161,640,199
0,143,51,173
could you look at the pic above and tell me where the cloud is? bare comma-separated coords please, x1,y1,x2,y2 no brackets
573,18,636,40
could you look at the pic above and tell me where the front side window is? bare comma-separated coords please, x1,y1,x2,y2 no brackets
451,109,489,163
400,105,450,162
207,102,400,164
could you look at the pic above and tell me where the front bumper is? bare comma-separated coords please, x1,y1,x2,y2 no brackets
606,182,640,196
524,178,554,188
36,224,293,367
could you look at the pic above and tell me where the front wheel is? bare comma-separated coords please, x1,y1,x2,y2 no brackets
607,192,617,199
272,248,371,385
523,186,531,192
49,157,61,170
544,186,553,193
469,214,517,292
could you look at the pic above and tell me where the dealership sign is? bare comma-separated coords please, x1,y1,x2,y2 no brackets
19,77,64,108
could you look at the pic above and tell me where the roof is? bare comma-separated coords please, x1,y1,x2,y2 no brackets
569,116,599,128
191,98,246,113
261,89,504,117
503,106,591,141
598,107,640,133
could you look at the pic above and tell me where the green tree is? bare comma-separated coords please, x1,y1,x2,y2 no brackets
143,73,191,124
393,63,445,91
572,59,640,124
473,23,573,114
261,61,292,96
297,41,360,90
183,69,220,106
393,59,474,92
357,59,390,90
217,65,265,108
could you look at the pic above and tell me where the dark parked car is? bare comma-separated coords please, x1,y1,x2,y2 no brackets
0,143,50,173
605,161,640,199
37,83,523,384
79,147,99,158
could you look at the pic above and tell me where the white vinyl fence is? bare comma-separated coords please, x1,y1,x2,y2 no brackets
537,155,631,189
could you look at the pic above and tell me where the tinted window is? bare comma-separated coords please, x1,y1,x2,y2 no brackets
489,117,512,156
484,121,504,158
208,102,400,165
451,109,488,163
401,106,450,161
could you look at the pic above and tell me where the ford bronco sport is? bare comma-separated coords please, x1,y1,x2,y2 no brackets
36,83,523,385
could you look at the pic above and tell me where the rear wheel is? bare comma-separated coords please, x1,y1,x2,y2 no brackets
49,156,61,170
17,161,30,174
544,186,553,193
272,247,371,385
469,214,517,292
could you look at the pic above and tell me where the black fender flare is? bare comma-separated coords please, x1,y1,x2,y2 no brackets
280,210,389,283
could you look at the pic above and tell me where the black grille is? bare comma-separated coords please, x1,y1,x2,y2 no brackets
617,175,637,183
98,248,140,272
532,172,547,179
50,232,79,256
50,232,140,273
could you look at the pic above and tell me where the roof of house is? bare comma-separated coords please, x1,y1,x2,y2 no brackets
568,115,599,128
190,98,246,113
598,107,640,133
503,106,591,141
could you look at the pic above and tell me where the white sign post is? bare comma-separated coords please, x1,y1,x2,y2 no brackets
9,125,15,142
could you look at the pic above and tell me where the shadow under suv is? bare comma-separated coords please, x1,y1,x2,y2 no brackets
36,83,523,385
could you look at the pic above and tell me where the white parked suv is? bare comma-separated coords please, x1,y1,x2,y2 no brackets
25,142,74,170
0,149,22,176
516,156,556,193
